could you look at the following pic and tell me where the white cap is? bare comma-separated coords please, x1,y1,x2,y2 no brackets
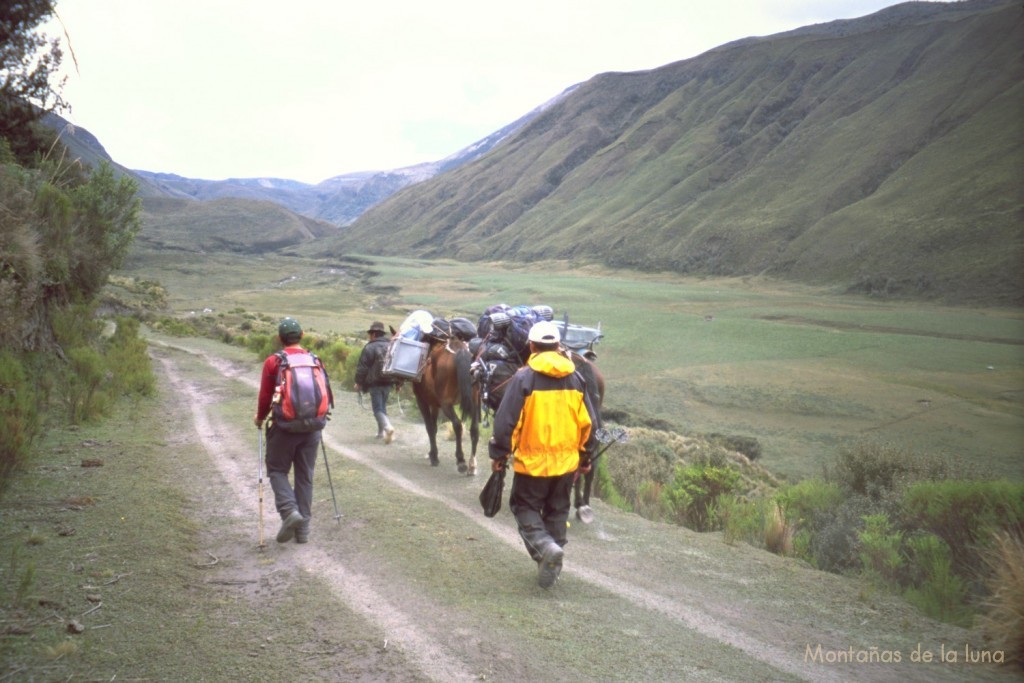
528,320,561,344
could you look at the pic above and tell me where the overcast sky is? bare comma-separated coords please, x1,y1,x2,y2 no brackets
46,1,918,184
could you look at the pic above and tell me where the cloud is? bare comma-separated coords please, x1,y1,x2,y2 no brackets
48,0,908,183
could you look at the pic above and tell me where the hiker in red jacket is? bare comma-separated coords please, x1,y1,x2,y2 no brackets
254,317,332,544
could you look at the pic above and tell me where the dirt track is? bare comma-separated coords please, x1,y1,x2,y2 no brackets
151,336,1017,682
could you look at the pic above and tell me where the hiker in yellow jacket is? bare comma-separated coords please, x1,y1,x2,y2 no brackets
488,320,599,588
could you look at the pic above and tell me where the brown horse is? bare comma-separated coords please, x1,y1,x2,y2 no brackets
412,337,480,475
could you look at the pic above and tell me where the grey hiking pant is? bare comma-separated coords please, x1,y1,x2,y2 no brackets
265,426,320,526
509,471,574,562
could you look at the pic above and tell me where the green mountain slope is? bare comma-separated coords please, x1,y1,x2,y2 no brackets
138,196,338,253
315,0,1023,304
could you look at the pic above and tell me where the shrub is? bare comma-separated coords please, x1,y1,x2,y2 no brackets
828,440,976,500
903,533,971,625
105,316,155,397
153,317,197,337
664,462,741,531
716,494,765,546
63,346,109,423
776,478,843,527
635,480,670,521
319,339,356,388
603,437,675,510
708,433,762,461
591,456,629,512
857,513,904,587
246,333,278,360
808,496,876,572
0,350,42,493
902,479,1024,581
50,302,104,350
979,530,1024,668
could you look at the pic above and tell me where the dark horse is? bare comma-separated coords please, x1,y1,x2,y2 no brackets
476,351,605,518
412,337,480,475
569,354,606,521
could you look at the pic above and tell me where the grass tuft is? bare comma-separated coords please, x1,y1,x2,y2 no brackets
979,530,1024,668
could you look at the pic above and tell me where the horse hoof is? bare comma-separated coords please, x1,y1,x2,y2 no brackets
457,462,468,474
467,467,477,477
576,506,595,524
429,458,440,467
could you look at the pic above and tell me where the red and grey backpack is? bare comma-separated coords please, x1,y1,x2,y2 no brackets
272,350,333,432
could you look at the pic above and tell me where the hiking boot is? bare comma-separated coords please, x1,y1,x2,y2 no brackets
295,529,309,544
537,543,564,589
276,510,304,543
383,425,395,444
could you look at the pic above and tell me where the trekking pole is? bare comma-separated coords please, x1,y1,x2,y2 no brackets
257,424,266,550
320,439,342,522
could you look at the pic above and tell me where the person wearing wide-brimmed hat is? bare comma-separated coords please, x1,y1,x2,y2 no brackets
354,321,396,443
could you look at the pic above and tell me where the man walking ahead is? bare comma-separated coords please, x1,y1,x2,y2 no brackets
489,320,598,588
254,317,333,544
354,321,396,444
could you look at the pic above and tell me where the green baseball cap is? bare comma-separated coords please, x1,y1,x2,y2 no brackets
278,317,302,341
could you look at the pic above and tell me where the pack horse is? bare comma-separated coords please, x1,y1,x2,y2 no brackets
385,312,480,475
469,304,609,520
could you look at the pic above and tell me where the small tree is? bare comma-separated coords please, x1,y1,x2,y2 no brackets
0,1,69,160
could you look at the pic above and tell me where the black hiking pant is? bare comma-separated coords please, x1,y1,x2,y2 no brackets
266,426,320,526
509,471,574,562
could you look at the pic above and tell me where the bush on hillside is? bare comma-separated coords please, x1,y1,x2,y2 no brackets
857,513,904,588
828,440,977,500
664,462,741,531
0,351,42,493
105,316,156,398
784,441,1024,625
591,456,629,512
776,478,843,527
716,494,765,546
903,533,972,625
152,317,198,337
596,427,781,531
902,479,1024,584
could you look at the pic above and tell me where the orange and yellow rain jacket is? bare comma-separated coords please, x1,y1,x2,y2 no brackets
488,350,598,477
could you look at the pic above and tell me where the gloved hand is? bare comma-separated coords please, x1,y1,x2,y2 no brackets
491,457,508,473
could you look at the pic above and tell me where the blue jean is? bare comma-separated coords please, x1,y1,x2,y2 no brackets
369,385,391,432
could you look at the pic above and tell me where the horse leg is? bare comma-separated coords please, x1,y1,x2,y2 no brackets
466,409,479,476
424,407,440,466
441,404,467,474
582,468,595,507
575,464,597,524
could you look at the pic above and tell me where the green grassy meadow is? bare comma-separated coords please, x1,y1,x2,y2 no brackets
122,250,1024,482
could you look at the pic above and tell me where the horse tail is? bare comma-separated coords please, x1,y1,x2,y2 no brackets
454,346,475,422
573,353,605,425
